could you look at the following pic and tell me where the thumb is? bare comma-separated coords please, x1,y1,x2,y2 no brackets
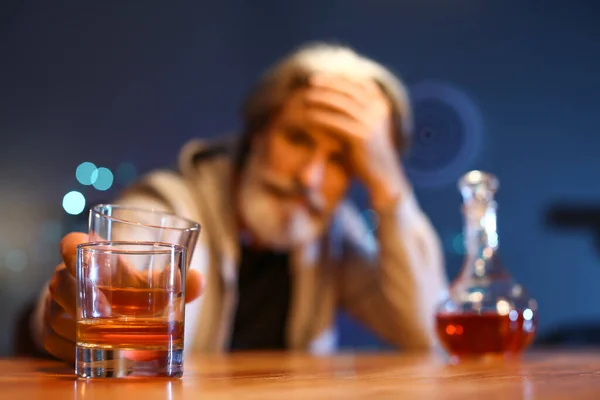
185,269,205,303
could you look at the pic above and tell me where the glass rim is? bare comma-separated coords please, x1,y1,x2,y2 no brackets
77,240,186,255
90,204,201,233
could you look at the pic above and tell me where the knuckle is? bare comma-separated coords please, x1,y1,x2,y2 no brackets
48,299,73,327
48,309,61,332
50,271,77,314
48,263,67,295
43,297,52,323
43,313,76,358
47,301,60,325
47,279,56,296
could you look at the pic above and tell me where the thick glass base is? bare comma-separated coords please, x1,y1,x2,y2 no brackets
76,346,183,379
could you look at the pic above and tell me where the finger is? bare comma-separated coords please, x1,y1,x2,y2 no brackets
185,269,205,303
62,232,145,286
43,328,75,364
147,265,203,306
49,266,112,320
108,254,149,287
78,243,148,288
310,74,389,116
48,263,77,317
304,87,366,122
60,232,90,277
305,108,366,142
46,299,76,342
310,74,371,106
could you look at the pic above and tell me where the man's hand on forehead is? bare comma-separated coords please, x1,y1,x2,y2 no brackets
298,72,410,210
302,74,390,136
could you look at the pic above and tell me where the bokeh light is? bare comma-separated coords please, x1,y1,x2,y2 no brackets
76,162,98,185
63,191,86,215
91,167,114,191
116,162,137,186
5,249,27,272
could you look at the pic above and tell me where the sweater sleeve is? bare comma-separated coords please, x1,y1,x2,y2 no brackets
336,193,448,350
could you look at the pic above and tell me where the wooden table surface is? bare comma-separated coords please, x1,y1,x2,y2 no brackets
1,350,600,399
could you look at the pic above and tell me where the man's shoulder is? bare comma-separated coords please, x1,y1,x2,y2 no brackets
177,136,238,178
118,137,237,215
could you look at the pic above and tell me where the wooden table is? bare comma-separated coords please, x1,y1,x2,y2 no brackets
1,350,600,399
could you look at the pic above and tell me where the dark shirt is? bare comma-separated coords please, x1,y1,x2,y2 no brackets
229,244,292,351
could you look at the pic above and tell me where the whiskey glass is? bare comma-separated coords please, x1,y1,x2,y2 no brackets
76,241,186,378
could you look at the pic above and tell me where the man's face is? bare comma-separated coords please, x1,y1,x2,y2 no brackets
237,88,351,250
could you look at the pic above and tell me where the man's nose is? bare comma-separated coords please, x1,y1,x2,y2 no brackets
297,156,326,191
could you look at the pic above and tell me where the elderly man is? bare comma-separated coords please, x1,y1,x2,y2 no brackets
34,43,447,361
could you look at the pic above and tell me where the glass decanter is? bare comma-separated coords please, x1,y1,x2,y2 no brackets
435,170,537,359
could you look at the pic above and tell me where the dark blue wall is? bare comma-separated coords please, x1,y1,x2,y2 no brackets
1,0,599,354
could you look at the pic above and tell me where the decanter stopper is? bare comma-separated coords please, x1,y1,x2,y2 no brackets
459,170,499,203
459,171,500,254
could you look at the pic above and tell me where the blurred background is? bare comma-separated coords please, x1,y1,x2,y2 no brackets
1,0,600,355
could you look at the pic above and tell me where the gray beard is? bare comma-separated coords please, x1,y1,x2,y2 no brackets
236,154,328,251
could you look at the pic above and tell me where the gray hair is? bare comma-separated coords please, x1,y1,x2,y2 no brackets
235,42,413,171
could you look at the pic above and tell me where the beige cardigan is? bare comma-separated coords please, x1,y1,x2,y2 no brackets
33,139,448,354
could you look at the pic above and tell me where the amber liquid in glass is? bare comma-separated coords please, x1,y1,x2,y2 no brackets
77,286,184,377
435,311,537,357
78,286,182,349
98,286,174,316
77,319,184,350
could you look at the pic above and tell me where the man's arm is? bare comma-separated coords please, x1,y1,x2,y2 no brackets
26,174,179,356
304,73,448,349
335,194,448,350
